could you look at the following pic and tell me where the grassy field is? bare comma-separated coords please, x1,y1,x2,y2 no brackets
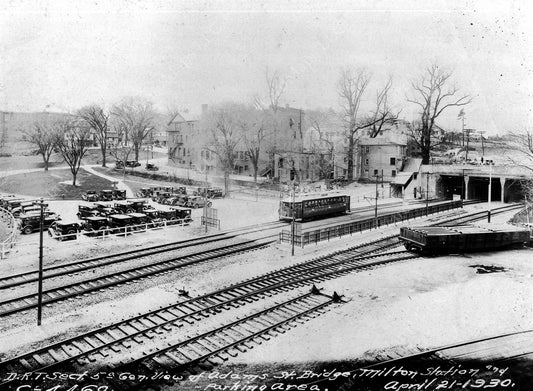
0,168,115,199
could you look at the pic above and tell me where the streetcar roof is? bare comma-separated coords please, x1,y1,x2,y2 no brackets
281,193,349,203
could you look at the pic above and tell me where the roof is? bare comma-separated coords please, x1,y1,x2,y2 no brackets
128,213,147,217
281,192,349,203
402,158,423,172
109,214,132,219
390,172,412,186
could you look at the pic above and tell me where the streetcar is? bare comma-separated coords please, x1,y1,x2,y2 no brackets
278,193,350,222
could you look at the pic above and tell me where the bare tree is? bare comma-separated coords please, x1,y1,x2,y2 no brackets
307,111,336,181
338,68,395,180
55,119,91,186
254,68,287,113
112,98,155,161
238,107,267,183
368,77,400,138
108,123,135,180
407,63,472,164
202,104,242,195
78,105,110,167
22,122,61,171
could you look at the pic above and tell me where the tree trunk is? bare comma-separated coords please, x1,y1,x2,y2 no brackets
101,146,107,167
224,170,230,196
347,135,355,180
72,173,77,186
134,144,139,161
43,158,49,171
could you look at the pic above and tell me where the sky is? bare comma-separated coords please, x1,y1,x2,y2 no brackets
0,0,532,135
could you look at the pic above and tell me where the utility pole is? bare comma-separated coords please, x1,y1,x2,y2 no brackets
291,181,296,256
374,173,379,228
34,198,46,325
425,172,430,216
488,163,492,223
204,169,208,233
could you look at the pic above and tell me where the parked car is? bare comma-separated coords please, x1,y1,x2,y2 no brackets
3,198,25,211
112,189,127,200
135,187,152,198
115,160,125,169
99,190,115,201
127,212,151,231
146,163,159,171
77,204,100,219
126,160,141,168
194,187,224,198
142,208,165,228
114,199,147,214
12,201,48,218
170,206,193,224
48,221,81,241
82,190,100,202
186,196,212,209
94,202,118,216
19,213,61,234
82,216,109,236
108,214,134,234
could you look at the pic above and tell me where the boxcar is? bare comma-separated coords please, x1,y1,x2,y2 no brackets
279,193,350,222
399,225,530,254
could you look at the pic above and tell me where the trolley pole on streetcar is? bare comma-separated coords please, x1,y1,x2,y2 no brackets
34,198,45,325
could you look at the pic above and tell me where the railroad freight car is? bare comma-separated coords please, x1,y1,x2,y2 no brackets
399,225,530,254
279,193,350,222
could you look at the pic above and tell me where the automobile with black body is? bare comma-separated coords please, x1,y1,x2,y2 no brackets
19,213,61,234
114,199,147,214
146,163,159,171
194,187,224,198
112,189,127,200
77,203,100,219
81,190,100,202
48,221,82,241
186,196,212,208
126,160,141,168
94,201,118,216
135,187,152,198
99,190,114,201
82,216,108,236
170,206,193,224
127,212,151,230
108,214,134,234
12,201,49,218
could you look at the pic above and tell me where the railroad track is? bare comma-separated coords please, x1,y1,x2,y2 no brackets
0,221,286,290
0,239,270,318
0,241,415,383
433,203,523,226
1,289,344,390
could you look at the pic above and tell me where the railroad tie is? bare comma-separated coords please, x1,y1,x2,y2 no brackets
47,348,67,362
30,354,48,367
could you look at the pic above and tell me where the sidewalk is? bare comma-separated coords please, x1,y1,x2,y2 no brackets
82,166,135,197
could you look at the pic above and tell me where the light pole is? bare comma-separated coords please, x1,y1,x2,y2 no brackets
204,169,208,233
291,182,296,256
374,173,379,228
34,197,45,325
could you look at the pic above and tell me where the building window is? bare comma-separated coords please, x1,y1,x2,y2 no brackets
365,159,369,165
365,146,370,153
390,157,396,165
374,169,378,176
413,173,418,180
392,170,396,177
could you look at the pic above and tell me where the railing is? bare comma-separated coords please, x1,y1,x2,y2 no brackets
279,200,463,248
0,207,17,259
48,217,193,241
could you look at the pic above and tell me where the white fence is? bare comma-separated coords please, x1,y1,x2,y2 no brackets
48,218,193,241
0,207,17,259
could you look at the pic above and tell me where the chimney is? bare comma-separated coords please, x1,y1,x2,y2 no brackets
201,104,208,114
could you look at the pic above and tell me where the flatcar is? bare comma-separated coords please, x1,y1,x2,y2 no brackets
399,224,530,254
279,193,350,222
